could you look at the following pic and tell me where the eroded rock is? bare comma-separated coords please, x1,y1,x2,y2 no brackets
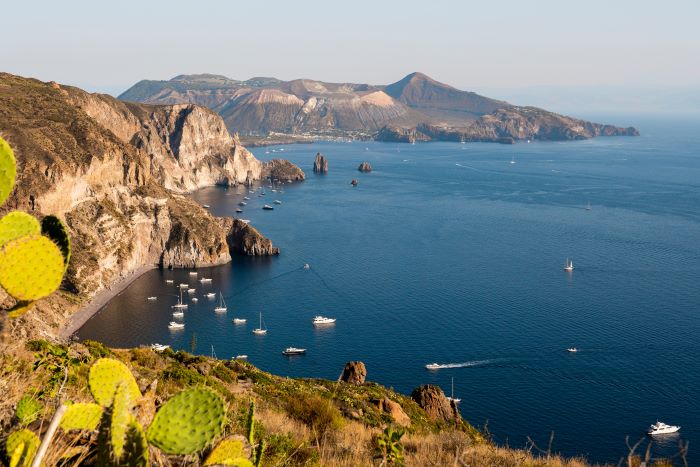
411,384,459,423
340,361,367,385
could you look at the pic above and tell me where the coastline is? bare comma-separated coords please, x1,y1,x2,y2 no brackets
59,264,157,339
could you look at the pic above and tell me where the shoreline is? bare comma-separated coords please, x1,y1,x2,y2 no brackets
59,264,157,339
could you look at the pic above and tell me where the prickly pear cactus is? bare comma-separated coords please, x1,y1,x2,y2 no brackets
41,215,71,269
60,402,103,431
203,435,253,467
0,234,65,301
5,428,40,467
246,402,255,445
14,395,42,426
146,387,225,455
88,358,141,407
0,211,40,248
0,136,16,206
110,382,133,459
122,419,149,467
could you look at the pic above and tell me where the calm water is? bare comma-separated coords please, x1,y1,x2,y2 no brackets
79,115,700,464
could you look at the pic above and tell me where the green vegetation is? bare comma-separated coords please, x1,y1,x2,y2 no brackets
374,426,405,465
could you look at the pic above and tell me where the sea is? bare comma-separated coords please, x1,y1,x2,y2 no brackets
77,115,700,465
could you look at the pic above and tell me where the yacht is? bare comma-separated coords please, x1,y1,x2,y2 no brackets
235,208,243,213
165,279,174,284
313,316,336,326
214,292,227,313
199,277,212,283
234,355,248,360
648,422,680,435
191,297,198,303
189,271,198,276
566,347,578,353
205,292,216,299
273,200,282,205
202,204,210,209
232,318,247,324
282,347,306,356
172,289,188,310
179,283,189,288
239,201,247,206
187,288,196,294
172,310,184,318
425,363,441,370
262,205,274,210
168,321,184,329
151,344,169,352
147,296,157,301
243,196,250,200
446,377,461,404
252,312,267,335
564,258,574,272
240,219,251,224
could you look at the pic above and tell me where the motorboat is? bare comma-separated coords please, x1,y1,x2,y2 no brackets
425,363,441,370
282,347,306,356
191,297,198,303
243,196,250,200
187,288,196,294
199,278,212,283
147,296,157,301
189,271,198,276
262,205,274,210
303,263,310,270
206,292,216,299
564,258,574,272
234,355,248,360
214,292,227,313
235,208,243,213
648,421,680,435
240,219,251,224
179,283,189,288
233,318,247,324
273,200,282,204
239,201,247,206
567,347,578,353
165,279,174,284
168,321,184,329
172,310,184,318
202,204,210,208
313,316,336,325
151,344,169,352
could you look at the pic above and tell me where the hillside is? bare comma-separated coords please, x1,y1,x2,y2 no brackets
119,72,638,143
0,73,302,341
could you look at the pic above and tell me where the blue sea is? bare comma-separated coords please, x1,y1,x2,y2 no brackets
78,115,700,464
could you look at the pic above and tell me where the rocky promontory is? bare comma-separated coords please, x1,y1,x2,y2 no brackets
225,218,280,256
263,158,306,182
313,152,329,173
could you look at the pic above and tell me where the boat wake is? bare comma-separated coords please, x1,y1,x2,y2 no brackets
425,360,494,370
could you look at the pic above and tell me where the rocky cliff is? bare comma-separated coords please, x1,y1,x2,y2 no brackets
0,72,288,305
120,72,638,143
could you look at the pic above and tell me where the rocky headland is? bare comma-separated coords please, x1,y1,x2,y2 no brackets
313,152,329,173
0,72,301,340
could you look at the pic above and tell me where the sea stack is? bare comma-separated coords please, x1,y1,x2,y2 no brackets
313,152,329,173
358,161,372,172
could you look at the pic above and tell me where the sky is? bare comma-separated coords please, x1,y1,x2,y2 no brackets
5,0,700,112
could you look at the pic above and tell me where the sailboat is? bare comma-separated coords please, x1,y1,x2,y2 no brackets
252,312,267,335
172,288,188,310
214,292,227,313
446,377,461,404
564,258,574,272
585,201,592,211
510,155,516,165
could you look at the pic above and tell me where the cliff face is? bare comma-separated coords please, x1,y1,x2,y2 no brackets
0,73,282,299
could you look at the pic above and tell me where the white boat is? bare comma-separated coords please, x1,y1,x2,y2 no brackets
234,355,248,360
202,204,210,208
648,421,680,435
313,316,336,326
187,288,196,294
262,205,274,210
235,208,243,213
585,201,592,211
147,296,157,301
172,310,184,318
252,312,267,335
240,219,251,224
239,201,247,206
172,289,188,310
199,278,212,283
189,271,198,276
303,263,310,270
446,377,461,404
179,283,189,288
282,347,306,356
191,297,198,303
214,292,227,313
243,196,250,200
510,155,516,164
165,279,174,284
206,292,216,299
273,200,282,205
151,344,169,352
564,258,574,272
425,363,441,370
566,347,578,353
233,318,247,324
168,321,184,329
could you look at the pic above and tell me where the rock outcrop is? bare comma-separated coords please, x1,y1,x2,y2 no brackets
263,159,306,182
313,152,328,173
224,219,280,256
358,162,372,172
374,398,411,426
0,73,291,301
340,361,367,385
411,384,460,423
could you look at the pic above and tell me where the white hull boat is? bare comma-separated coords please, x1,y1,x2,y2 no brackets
147,296,157,301
233,318,247,324
168,321,184,329
564,258,574,272
282,347,306,356
214,292,227,313
313,316,336,325
648,421,680,435
253,312,267,335
151,344,169,352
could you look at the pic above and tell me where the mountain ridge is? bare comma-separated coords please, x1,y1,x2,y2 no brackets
119,72,639,143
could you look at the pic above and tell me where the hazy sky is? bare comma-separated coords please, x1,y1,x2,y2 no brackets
5,0,700,99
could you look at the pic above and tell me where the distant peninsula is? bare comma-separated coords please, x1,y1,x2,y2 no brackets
119,72,639,144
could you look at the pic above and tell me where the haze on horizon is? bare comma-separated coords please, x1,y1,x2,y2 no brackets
5,0,700,114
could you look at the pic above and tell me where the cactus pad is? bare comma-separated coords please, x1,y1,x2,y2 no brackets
6,429,40,467
146,387,225,455
203,435,252,467
0,212,40,248
122,419,149,467
60,403,103,431
14,396,42,426
0,136,16,207
41,215,71,269
0,234,64,301
110,382,133,458
88,358,141,407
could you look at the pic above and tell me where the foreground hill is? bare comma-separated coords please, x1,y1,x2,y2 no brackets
0,73,302,339
120,72,638,143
